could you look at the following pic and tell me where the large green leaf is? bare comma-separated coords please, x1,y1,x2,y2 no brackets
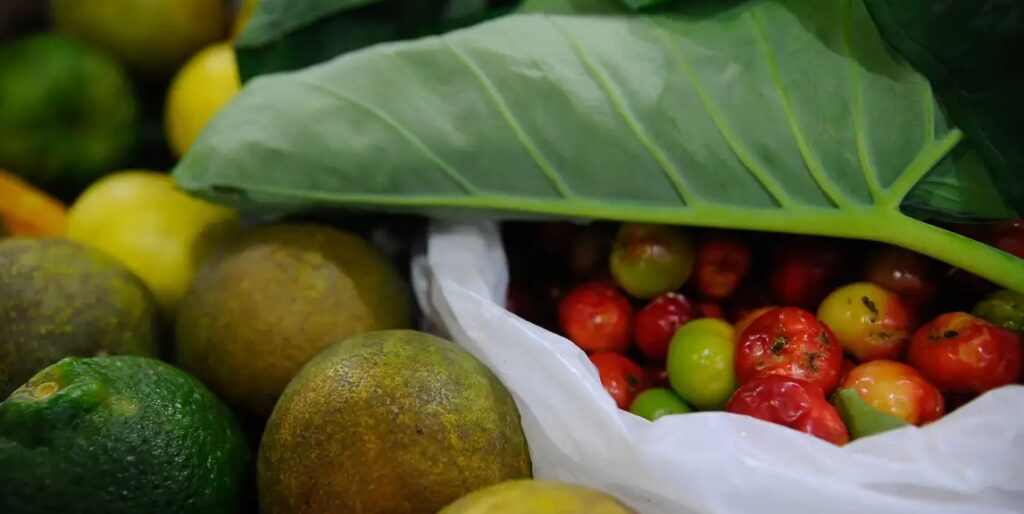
863,0,1024,216
175,0,1024,291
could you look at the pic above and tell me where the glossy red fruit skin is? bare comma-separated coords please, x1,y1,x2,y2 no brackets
695,232,752,299
634,292,696,362
908,312,1022,393
558,282,633,353
726,375,849,445
769,237,845,308
590,352,650,409
735,307,843,394
645,365,671,389
864,245,941,312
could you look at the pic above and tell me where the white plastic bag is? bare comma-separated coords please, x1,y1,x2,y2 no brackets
413,221,1024,514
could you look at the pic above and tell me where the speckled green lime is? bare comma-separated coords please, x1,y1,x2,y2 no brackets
0,356,250,514
0,33,137,193
973,289,1024,337
258,330,532,514
0,238,160,397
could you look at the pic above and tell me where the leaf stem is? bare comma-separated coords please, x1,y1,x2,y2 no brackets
884,128,964,209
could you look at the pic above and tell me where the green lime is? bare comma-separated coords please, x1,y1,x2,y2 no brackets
0,34,137,194
629,387,692,421
666,318,738,410
0,356,250,514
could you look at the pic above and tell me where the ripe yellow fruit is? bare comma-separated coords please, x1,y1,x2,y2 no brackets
165,43,241,157
66,171,241,314
51,0,229,77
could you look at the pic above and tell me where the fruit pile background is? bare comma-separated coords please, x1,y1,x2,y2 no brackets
503,221,1024,443
2,1,1023,513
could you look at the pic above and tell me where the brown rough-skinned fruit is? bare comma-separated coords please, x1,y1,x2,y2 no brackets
439,480,635,514
175,223,411,415
258,330,532,514
0,238,159,397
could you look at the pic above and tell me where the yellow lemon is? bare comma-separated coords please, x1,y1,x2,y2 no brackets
165,43,241,157
66,171,241,314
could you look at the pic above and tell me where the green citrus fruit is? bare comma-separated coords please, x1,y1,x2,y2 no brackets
0,356,250,514
258,330,532,514
175,224,411,415
0,34,137,193
0,238,159,397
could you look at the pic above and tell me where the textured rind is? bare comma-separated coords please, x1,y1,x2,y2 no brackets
258,330,532,514
0,238,160,397
175,223,412,415
0,356,251,514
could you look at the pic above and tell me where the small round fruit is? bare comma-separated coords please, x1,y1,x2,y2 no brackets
733,306,776,337
726,375,848,445
558,283,632,353
666,318,737,410
166,43,241,157
609,223,694,299
908,312,1022,393
817,282,912,362
864,245,940,311
439,480,635,514
634,292,696,362
696,301,725,320
629,388,692,421
837,358,857,386
973,289,1024,337
66,171,241,314
842,360,944,425
735,307,843,394
769,236,846,308
694,232,752,299
590,353,649,409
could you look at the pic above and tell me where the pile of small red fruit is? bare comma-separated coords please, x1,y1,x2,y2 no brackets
502,221,1024,445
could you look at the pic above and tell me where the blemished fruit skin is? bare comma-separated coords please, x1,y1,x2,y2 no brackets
0,34,137,194
438,480,636,514
817,282,912,362
258,330,532,514
0,238,159,397
175,223,411,415
0,356,250,514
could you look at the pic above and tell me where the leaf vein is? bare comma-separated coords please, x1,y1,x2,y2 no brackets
440,34,575,198
297,78,479,194
649,18,793,208
841,0,885,202
549,17,693,206
748,9,850,209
